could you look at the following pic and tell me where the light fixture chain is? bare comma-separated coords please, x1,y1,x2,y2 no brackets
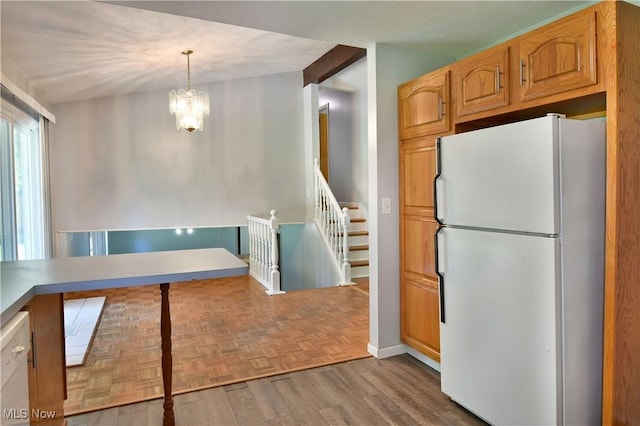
186,53,191,91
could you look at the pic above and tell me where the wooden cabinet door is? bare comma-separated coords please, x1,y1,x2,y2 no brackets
26,294,66,425
401,144,436,217
400,216,441,360
398,70,450,140
401,277,441,361
454,47,510,117
403,216,439,280
519,11,597,101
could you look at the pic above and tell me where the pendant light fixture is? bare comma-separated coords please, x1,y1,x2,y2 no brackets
169,50,210,132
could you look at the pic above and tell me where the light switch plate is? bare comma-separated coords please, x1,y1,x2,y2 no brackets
382,198,391,214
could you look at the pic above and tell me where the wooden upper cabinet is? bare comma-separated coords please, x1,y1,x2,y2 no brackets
518,11,597,102
398,69,450,140
454,47,510,117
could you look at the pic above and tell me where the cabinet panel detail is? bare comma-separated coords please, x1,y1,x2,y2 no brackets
401,277,440,359
403,217,439,279
455,47,510,117
519,12,597,101
402,146,436,210
398,70,450,139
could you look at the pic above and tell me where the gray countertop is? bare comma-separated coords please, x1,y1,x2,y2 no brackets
0,248,249,326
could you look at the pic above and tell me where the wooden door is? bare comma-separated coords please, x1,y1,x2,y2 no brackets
319,109,329,180
398,70,450,140
518,11,597,101
454,46,510,117
26,294,66,424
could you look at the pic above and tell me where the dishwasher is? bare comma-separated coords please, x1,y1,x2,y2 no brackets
1,311,30,425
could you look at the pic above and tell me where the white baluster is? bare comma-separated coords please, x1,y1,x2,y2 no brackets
314,159,320,221
258,223,263,281
248,222,253,275
312,159,355,286
335,208,340,255
261,223,267,283
251,222,256,275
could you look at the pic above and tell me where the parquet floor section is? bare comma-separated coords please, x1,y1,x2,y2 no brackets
63,275,370,415
66,354,487,426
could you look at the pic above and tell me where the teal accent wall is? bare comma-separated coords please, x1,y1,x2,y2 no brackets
279,223,340,291
279,223,304,291
67,232,91,257
64,224,339,292
106,226,248,255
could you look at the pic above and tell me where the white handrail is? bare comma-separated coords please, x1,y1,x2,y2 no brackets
247,210,285,295
313,159,353,285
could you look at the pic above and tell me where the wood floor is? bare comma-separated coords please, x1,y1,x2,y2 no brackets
63,275,370,415
66,354,486,426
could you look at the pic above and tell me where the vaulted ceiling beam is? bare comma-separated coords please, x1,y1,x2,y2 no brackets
303,45,366,86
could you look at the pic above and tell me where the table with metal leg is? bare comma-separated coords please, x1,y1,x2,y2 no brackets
1,248,249,426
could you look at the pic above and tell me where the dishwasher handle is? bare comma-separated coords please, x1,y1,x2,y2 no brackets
28,332,36,369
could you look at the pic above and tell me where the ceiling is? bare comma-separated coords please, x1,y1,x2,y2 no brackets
1,1,599,105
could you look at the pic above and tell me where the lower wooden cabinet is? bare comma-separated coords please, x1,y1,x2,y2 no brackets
401,277,441,361
400,216,441,360
25,294,66,425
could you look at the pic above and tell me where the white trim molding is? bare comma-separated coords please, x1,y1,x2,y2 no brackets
1,73,55,123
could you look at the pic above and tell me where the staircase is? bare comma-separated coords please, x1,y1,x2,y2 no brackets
342,204,369,278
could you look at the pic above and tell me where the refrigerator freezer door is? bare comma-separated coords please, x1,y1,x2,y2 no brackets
437,116,559,235
439,227,561,425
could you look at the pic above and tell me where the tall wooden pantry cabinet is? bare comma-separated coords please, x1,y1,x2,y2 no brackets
398,2,640,423
398,68,452,361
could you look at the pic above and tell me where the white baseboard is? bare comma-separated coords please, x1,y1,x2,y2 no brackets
367,343,442,372
406,345,441,372
367,343,406,359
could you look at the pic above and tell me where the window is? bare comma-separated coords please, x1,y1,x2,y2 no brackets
1,98,45,260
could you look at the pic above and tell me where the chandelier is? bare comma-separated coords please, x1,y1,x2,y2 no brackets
169,50,210,132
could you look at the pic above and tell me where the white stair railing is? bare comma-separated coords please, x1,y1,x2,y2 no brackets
247,210,285,295
313,159,353,285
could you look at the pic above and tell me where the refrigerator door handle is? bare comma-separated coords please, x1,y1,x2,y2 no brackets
434,225,446,323
434,137,444,225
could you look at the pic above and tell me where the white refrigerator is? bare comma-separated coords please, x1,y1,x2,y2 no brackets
434,114,605,425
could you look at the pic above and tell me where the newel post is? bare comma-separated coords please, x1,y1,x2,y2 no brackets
341,207,353,285
268,210,285,295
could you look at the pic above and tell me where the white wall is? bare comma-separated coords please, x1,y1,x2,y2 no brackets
318,88,353,202
320,57,368,210
50,71,307,232
367,44,454,357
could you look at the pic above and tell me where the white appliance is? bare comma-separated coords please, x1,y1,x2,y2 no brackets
1,311,30,426
434,114,605,425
